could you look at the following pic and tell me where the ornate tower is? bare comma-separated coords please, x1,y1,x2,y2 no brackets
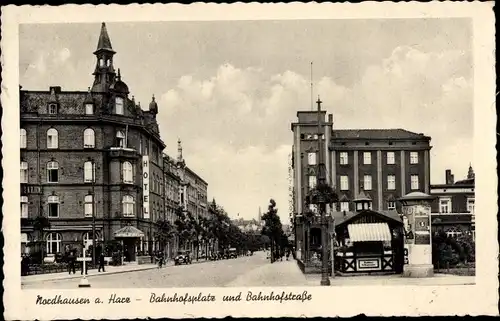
91,22,117,92
467,163,475,180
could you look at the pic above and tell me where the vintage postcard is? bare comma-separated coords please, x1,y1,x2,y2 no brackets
1,2,497,319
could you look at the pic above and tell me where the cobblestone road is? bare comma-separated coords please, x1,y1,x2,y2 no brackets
23,252,271,289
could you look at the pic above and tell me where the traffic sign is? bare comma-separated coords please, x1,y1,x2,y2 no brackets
77,257,92,262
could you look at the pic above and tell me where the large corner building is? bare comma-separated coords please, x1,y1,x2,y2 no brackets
20,23,208,262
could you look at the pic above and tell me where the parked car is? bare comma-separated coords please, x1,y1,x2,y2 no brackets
228,248,237,259
174,250,192,265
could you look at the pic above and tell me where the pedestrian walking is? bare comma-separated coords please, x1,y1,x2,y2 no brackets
98,252,106,272
68,251,76,275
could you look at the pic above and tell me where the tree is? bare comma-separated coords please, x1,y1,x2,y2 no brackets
174,207,194,250
30,215,51,263
261,199,285,263
156,218,175,254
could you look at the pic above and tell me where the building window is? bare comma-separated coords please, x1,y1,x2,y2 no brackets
84,195,93,217
21,196,28,218
410,152,419,164
387,201,396,210
99,58,105,67
122,195,135,217
339,152,348,165
84,128,95,148
439,198,452,214
122,161,133,184
340,176,349,191
46,232,62,254
48,104,57,115
47,161,59,183
20,128,27,149
48,195,60,218
363,152,372,165
387,152,395,165
410,175,419,190
85,103,94,115
116,131,125,148
467,198,475,214
308,175,317,190
84,161,95,183
363,175,372,190
115,97,124,115
387,175,396,190
445,227,462,239
20,161,28,183
307,152,317,165
340,201,349,212
47,128,58,149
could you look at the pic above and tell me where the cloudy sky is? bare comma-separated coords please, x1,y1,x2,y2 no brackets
19,19,473,222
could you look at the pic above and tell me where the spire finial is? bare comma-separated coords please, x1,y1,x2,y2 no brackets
152,94,155,101
117,68,121,80
95,22,114,53
87,87,91,93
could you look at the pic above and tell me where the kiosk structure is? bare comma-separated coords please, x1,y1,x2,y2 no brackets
399,192,435,278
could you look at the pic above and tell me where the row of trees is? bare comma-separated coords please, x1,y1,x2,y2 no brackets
261,199,290,263
156,199,268,259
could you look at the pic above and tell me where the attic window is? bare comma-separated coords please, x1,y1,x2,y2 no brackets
48,104,57,115
341,142,346,146
85,103,94,115
412,142,417,145
365,142,369,146
388,142,393,145
300,134,305,139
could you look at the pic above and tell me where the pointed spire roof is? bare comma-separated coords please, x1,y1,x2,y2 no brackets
94,22,115,54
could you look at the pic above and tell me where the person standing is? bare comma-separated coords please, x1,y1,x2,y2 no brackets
98,252,106,272
68,250,76,275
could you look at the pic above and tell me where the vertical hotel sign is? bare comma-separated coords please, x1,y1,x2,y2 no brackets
142,155,150,219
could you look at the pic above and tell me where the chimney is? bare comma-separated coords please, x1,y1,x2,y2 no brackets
445,169,454,185
328,114,333,123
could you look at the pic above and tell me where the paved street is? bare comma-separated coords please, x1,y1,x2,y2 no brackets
22,251,474,289
22,251,276,289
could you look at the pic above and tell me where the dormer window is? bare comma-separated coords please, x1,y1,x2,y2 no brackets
115,97,124,115
48,104,57,115
85,103,94,115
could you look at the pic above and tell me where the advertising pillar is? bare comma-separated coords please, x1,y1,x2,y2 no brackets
399,192,434,278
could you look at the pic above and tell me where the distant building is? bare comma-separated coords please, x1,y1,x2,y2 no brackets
430,165,475,240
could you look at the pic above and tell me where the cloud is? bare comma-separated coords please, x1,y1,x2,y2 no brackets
157,46,473,221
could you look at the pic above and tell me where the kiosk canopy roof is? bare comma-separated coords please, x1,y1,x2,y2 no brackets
348,223,392,242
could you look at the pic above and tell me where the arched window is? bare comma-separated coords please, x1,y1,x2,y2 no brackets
85,103,94,115
122,195,135,217
106,59,111,67
115,97,124,115
84,161,95,183
445,227,463,239
122,161,133,184
20,161,28,183
84,194,93,217
46,232,62,254
20,128,27,149
99,58,104,67
47,128,58,149
83,128,95,148
83,231,101,249
48,195,60,217
116,131,125,148
47,161,59,183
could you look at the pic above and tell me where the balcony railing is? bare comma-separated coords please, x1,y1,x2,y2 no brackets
107,147,138,159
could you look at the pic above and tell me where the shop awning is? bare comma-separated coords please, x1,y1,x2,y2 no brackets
347,223,392,242
114,225,144,238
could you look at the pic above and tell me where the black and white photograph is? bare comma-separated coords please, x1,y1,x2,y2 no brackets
2,2,497,319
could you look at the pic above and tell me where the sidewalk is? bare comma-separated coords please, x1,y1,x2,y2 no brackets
22,257,212,284
304,272,475,286
227,259,308,287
